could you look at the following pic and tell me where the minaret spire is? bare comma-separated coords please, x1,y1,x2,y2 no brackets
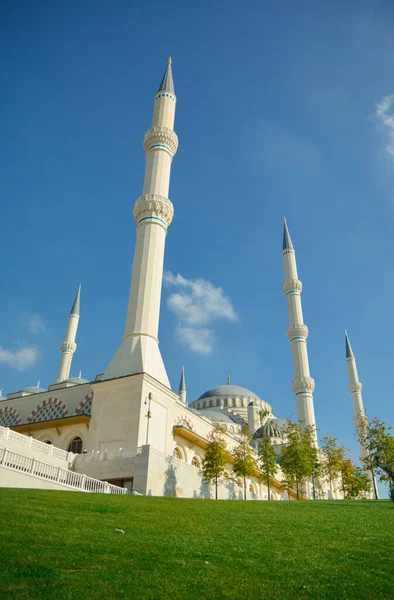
104,59,178,385
282,219,317,439
344,330,378,498
54,285,81,383
178,366,186,404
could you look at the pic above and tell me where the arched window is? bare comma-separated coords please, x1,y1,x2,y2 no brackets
223,398,228,407
216,398,221,407
173,447,182,460
191,456,201,468
68,437,83,454
209,400,213,408
237,478,243,488
203,401,207,409
249,483,255,494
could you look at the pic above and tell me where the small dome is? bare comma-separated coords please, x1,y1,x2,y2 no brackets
196,409,239,424
253,418,287,440
66,376,89,385
22,385,47,394
197,384,260,401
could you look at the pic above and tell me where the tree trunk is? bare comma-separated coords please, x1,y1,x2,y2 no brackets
215,474,218,500
312,470,315,500
296,480,299,500
243,475,246,500
267,475,271,501
369,455,378,500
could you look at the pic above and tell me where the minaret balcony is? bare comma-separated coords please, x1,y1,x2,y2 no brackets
134,194,174,227
143,127,178,157
292,377,315,394
60,341,77,353
349,381,362,393
283,279,302,295
287,324,308,341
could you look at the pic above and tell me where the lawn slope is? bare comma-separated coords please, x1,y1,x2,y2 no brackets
0,489,393,600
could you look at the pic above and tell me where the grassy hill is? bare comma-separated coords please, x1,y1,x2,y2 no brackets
0,490,393,600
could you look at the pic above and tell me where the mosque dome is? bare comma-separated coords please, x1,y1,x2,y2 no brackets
190,380,271,423
197,384,260,401
253,418,287,440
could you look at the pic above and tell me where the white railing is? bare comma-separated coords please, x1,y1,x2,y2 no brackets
74,448,138,464
0,447,127,495
0,426,70,462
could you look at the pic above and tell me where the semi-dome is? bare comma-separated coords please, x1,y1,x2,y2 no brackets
66,376,89,385
253,418,287,440
197,409,240,424
198,384,260,401
22,384,47,394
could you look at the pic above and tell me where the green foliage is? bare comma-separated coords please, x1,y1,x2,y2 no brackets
280,421,315,499
339,457,372,500
357,416,394,497
232,431,256,500
258,432,278,500
201,425,227,499
320,435,345,494
1,490,394,600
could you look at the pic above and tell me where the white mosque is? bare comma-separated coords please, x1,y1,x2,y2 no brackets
0,59,370,500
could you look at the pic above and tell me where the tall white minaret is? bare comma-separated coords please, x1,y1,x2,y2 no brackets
54,285,81,383
178,366,186,404
104,59,178,386
282,219,317,437
345,330,378,498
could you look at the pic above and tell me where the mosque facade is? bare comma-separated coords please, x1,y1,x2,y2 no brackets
0,60,369,500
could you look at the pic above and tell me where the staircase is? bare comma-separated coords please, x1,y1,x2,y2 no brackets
0,426,126,495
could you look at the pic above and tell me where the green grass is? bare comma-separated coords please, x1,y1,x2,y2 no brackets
0,490,393,600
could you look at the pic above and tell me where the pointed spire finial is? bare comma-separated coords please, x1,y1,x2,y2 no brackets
70,284,81,316
179,366,186,392
158,58,175,94
227,372,231,385
283,217,294,251
345,330,354,359
78,369,82,378
37,379,40,388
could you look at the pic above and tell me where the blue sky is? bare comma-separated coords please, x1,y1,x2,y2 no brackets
1,1,394,480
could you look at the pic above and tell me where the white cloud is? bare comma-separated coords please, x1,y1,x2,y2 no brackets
0,345,39,371
26,314,46,334
163,272,237,354
375,94,394,158
175,326,213,355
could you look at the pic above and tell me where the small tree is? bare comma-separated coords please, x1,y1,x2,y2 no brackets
320,435,345,497
347,468,372,499
258,431,278,501
280,420,315,500
303,425,322,500
201,425,227,499
357,416,394,500
339,456,356,498
233,430,256,500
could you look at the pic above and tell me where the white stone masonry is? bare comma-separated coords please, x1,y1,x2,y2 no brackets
282,219,317,438
104,59,178,387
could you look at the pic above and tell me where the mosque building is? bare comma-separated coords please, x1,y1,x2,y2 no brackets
0,60,370,500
